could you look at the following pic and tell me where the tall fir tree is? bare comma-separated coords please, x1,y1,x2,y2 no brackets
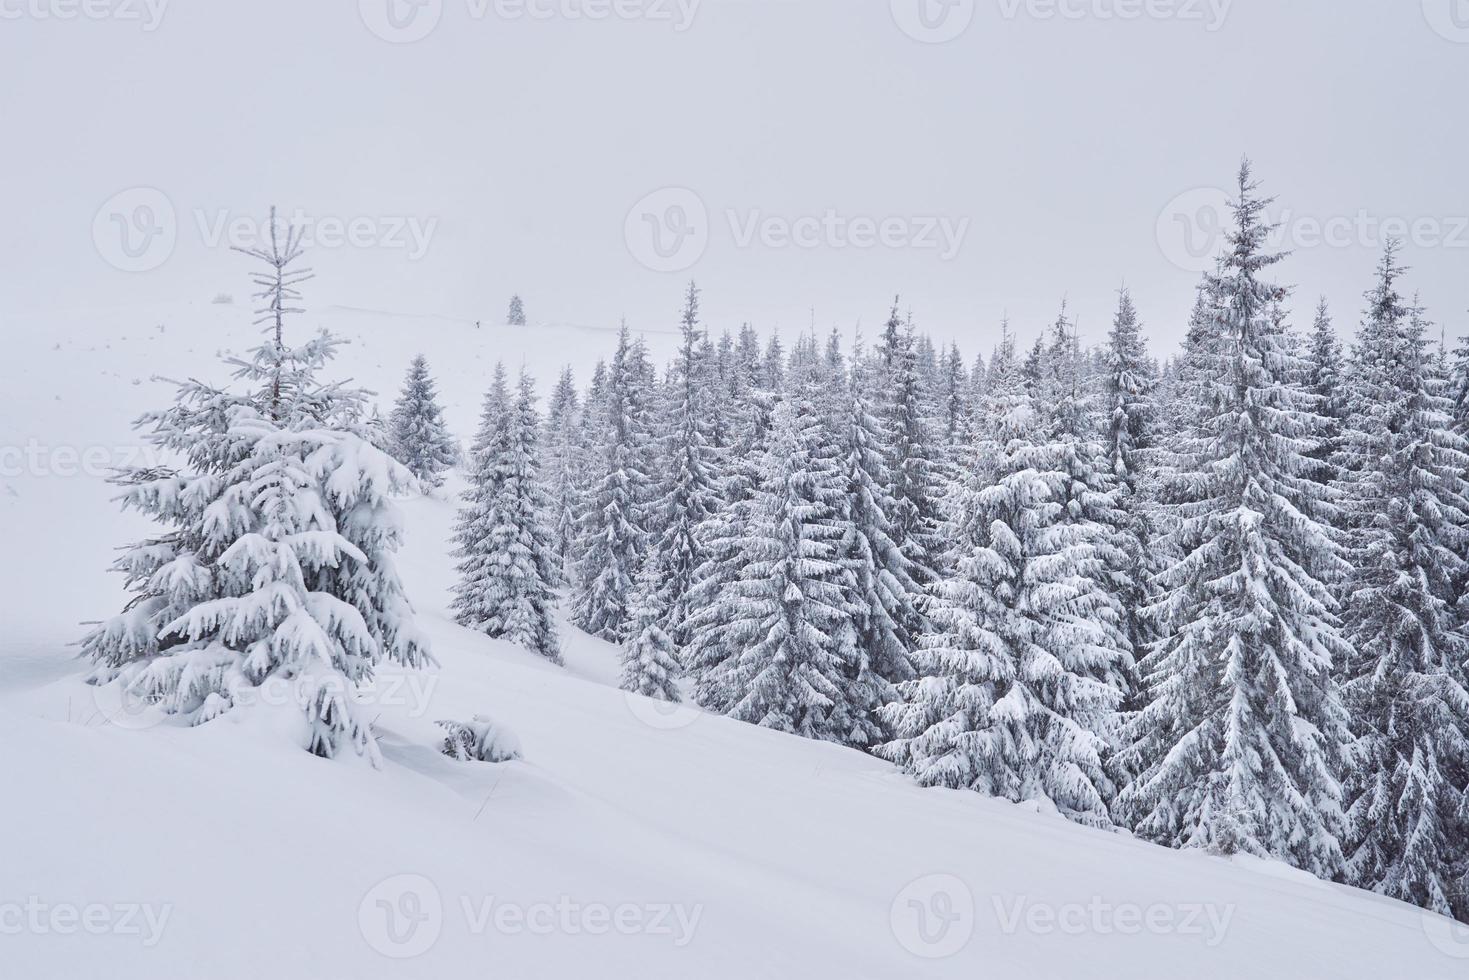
386,354,458,489
620,557,683,703
1101,286,1159,717
1306,298,1347,484
881,322,944,588
834,346,920,742
507,294,527,326
82,209,431,762
452,370,563,663
1116,163,1351,876
652,282,720,646
880,331,1123,827
1335,244,1469,919
693,397,863,743
573,323,654,641
542,365,584,574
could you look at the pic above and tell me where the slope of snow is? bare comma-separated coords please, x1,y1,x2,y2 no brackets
2,299,1467,979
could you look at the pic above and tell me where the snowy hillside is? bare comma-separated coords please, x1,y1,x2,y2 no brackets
1,299,1466,979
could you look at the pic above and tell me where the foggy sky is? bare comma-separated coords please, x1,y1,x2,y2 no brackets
3,0,1466,364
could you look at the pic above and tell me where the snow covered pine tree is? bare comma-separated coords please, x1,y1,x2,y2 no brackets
452,369,563,663
880,329,1125,827
1335,243,1469,919
620,558,683,703
387,354,458,488
572,324,654,642
694,396,862,743
1116,163,1352,875
83,209,431,762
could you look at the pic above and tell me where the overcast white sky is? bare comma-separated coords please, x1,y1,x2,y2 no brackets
3,0,1467,363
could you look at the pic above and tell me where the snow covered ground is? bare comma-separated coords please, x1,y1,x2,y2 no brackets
2,299,1467,978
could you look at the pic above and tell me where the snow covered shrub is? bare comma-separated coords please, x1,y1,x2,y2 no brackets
437,716,523,763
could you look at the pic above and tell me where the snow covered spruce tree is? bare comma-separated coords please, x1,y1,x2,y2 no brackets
1305,299,1347,485
507,294,527,326
620,557,683,703
832,347,921,738
470,362,511,463
875,306,944,588
692,396,864,743
572,323,654,641
542,365,585,575
1100,287,1159,714
1116,164,1352,875
1334,244,1469,918
682,357,776,713
1036,314,1138,752
879,330,1124,827
1102,288,1157,490
386,354,458,489
452,369,563,663
82,209,431,762
650,282,720,646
